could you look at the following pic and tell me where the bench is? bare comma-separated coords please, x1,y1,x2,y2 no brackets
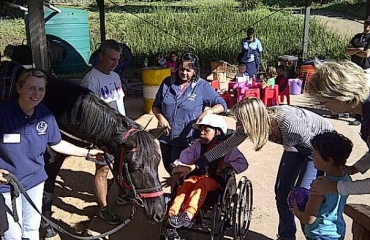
345,203,370,239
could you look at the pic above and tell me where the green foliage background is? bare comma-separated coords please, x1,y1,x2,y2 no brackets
0,0,353,71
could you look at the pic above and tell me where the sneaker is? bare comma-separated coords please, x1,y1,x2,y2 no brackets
349,120,361,126
116,193,133,205
165,228,180,240
168,215,182,228
99,205,123,225
178,211,193,228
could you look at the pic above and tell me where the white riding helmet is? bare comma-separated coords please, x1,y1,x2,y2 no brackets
192,114,228,135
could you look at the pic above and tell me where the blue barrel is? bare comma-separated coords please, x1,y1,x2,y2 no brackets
44,8,90,75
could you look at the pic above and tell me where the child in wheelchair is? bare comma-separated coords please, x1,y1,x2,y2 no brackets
162,114,248,240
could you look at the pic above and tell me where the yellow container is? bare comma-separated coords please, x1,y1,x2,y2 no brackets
142,67,171,114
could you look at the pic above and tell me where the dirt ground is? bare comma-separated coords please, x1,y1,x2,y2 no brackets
50,94,370,240
45,13,370,240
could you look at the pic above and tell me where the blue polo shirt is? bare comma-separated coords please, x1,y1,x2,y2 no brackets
0,100,61,193
241,37,263,63
153,76,227,147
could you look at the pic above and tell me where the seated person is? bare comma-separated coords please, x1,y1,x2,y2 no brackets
258,72,266,82
155,53,167,67
166,51,178,75
260,66,277,99
261,66,277,89
162,114,248,240
233,63,250,81
232,63,251,100
275,65,288,93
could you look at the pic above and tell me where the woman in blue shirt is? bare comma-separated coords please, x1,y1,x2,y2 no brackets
152,53,227,174
0,69,102,240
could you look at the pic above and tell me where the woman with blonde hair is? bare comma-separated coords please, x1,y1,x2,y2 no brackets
173,98,333,240
307,60,370,196
0,69,103,240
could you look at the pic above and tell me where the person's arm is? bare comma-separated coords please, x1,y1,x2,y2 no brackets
153,106,171,136
0,169,9,184
197,104,225,123
311,175,370,195
345,36,362,55
353,151,370,174
49,140,103,158
337,178,370,195
172,128,248,177
195,128,248,168
310,176,338,195
223,148,248,174
353,48,370,58
257,39,263,52
152,81,171,135
345,46,362,55
291,194,324,225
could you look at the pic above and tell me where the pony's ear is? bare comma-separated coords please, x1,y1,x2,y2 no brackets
147,127,167,139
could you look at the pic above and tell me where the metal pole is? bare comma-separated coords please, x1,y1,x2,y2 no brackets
302,0,312,61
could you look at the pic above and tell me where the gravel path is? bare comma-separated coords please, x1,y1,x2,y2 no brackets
311,9,363,39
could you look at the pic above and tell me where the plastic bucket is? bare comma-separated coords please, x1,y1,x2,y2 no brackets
142,67,171,114
289,79,302,95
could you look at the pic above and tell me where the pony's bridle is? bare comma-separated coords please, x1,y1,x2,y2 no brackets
116,128,164,207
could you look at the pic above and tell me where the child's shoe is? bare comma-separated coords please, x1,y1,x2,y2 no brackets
168,215,182,228
178,211,193,228
165,228,180,240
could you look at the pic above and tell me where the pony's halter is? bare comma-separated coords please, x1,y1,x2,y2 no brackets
118,128,163,207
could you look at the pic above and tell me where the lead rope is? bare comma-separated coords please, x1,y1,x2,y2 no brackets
4,173,134,240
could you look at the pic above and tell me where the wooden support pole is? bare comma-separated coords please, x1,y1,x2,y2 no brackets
27,0,50,71
302,0,312,61
97,0,106,42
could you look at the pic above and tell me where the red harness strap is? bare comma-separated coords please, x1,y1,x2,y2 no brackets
138,191,164,198
119,127,164,199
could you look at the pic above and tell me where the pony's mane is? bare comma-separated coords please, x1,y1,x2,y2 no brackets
131,131,161,169
43,75,142,147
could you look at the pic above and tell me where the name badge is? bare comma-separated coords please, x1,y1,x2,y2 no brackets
3,134,21,143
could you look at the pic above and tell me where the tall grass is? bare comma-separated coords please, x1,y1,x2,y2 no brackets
0,4,348,70
89,6,348,67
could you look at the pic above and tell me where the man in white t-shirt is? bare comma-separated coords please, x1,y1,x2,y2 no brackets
81,40,126,116
80,39,125,224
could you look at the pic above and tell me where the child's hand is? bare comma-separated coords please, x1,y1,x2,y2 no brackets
289,200,301,215
161,173,181,189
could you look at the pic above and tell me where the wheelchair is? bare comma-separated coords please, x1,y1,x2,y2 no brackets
160,173,253,240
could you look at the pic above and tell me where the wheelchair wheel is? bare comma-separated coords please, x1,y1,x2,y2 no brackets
210,202,220,240
232,176,253,240
218,174,236,239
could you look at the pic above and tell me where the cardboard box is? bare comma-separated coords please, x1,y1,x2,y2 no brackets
211,62,227,73
213,72,227,83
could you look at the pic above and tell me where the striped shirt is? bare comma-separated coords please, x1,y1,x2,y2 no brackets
195,105,333,168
